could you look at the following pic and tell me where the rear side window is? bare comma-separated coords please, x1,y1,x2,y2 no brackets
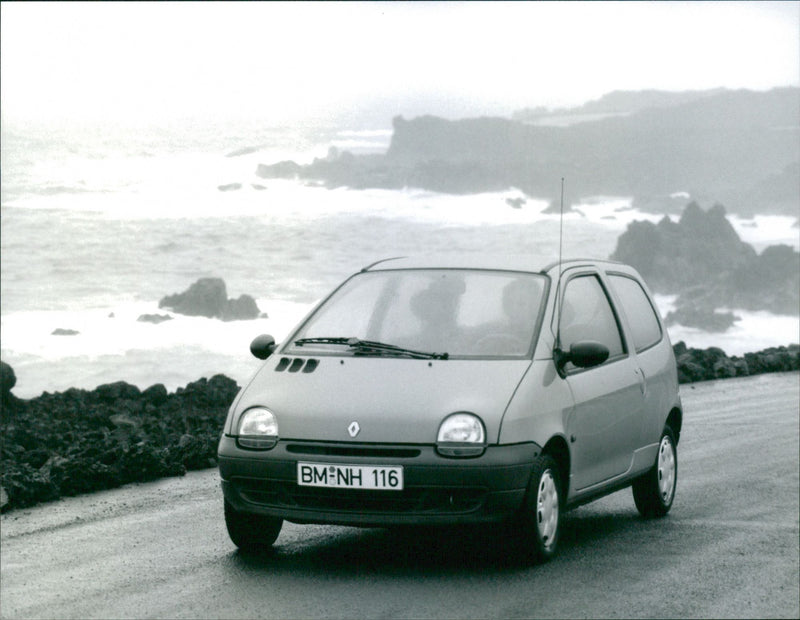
608,274,663,352
559,275,625,363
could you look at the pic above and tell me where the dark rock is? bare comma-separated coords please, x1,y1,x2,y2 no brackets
0,462,59,509
109,413,138,429
21,448,50,469
96,381,141,402
665,305,740,332
226,146,261,158
173,434,217,470
137,313,173,324
1,360,24,416
506,197,525,209
612,202,756,291
49,456,121,496
252,89,800,216
217,183,242,192
672,341,688,358
142,383,168,406
158,278,261,321
611,202,799,323
542,199,572,214
222,295,260,321
160,278,227,318
673,342,800,384
52,328,79,336
1,361,17,397
256,161,302,179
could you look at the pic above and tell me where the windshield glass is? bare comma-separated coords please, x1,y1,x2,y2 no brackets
285,269,548,358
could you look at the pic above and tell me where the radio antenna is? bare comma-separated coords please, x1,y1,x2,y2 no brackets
558,177,565,275
553,177,566,358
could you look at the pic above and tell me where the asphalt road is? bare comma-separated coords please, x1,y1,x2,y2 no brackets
2,372,798,619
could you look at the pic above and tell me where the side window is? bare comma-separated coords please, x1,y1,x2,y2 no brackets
559,275,625,366
608,275,663,352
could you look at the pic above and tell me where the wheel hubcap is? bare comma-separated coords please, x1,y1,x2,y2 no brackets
536,469,559,548
657,436,676,504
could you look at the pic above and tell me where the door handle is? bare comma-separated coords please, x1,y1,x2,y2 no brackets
635,368,646,395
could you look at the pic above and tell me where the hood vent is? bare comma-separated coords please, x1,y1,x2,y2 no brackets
274,357,320,373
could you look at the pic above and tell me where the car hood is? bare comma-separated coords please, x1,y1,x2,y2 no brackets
232,355,531,444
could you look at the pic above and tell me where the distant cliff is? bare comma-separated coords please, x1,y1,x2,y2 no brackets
256,88,799,216
610,202,800,330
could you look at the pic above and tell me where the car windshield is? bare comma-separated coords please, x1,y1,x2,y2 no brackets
285,269,547,358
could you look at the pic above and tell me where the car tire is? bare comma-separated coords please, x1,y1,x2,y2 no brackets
632,425,677,518
513,454,562,563
224,500,283,550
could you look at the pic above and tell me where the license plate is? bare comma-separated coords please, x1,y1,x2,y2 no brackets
297,462,403,491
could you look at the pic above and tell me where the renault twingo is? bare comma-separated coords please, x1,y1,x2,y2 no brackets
218,256,682,562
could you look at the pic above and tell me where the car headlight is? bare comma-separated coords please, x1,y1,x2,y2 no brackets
436,412,486,457
236,407,279,450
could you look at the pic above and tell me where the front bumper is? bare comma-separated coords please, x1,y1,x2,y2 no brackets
218,436,540,527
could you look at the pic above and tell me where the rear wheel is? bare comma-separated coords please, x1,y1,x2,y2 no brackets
513,454,562,563
224,500,283,550
632,426,677,518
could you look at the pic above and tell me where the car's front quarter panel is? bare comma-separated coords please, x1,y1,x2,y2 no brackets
497,358,573,450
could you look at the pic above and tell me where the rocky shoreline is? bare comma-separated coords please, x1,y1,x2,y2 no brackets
1,362,238,513
611,202,800,329
2,343,798,513
254,89,799,217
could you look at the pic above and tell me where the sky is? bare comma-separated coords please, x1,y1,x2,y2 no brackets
1,1,798,128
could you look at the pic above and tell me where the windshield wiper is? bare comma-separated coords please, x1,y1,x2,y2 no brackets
294,337,448,360
294,337,353,346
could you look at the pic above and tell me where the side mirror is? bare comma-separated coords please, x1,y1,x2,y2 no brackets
250,334,277,360
554,340,610,375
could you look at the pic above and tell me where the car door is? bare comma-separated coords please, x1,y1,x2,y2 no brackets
606,272,676,447
558,271,645,492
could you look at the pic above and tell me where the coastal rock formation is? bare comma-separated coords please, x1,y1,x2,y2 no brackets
0,366,240,512
253,88,799,216
137,314,173,324
673,342,799,383
611,202,755,290
51,328,80,336
158,278,262,321
1,361,23,413
665,306,740,333
610,202,800,324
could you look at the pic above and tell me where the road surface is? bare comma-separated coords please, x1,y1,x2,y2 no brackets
2,372,798,619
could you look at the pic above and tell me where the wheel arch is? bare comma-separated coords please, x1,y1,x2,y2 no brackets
542,435,571,498
666,407,682,444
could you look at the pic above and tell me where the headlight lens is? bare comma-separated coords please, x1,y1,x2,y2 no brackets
436,413,486,457
236,407,278,450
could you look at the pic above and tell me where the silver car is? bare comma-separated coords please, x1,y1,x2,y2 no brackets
218,255,682,562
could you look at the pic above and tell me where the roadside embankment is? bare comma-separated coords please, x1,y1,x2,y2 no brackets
1,341,798,513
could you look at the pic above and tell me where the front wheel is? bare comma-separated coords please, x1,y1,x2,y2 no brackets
632,426,677,518
512,454,563,563
224,500,283,550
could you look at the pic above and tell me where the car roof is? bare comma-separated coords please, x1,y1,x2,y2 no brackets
362,255,628,276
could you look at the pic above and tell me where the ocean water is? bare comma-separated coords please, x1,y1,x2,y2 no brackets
2,121,798,398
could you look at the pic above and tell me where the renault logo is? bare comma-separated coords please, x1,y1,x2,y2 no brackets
348,421,361,438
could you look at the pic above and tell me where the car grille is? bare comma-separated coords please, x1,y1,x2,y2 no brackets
285,444,421,459
233,477,487,514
